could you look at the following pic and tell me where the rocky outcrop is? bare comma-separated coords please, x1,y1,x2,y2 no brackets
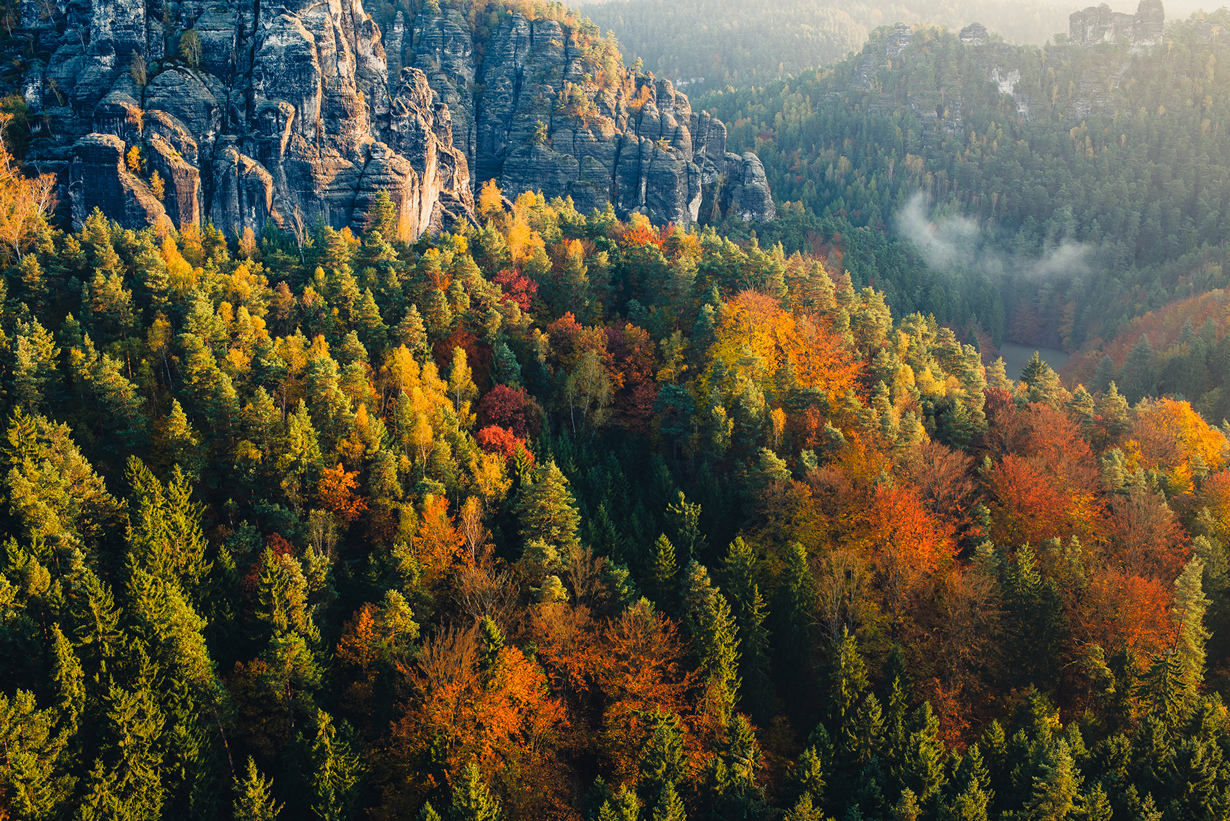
1069,0,1164,50
69,133,170,230
17,0,771,234
20,0,473,239
959,23,988,46
393,10,772,224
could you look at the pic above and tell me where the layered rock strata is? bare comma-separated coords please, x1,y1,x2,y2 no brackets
17,0,773,235
22,0,473,238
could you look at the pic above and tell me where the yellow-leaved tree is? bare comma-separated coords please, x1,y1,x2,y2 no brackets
0,114,56,262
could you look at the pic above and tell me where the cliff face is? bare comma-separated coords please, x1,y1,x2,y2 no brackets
391,11,773,225
16,0,772,237
24,0,473,239
1069,0,1164,51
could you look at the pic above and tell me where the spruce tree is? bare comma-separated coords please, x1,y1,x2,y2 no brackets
417,801,444,821
1172,556,1210,708
309,710,363,821
234,757,282,821
639,711,686,802
650,534,678,608
450,761,501,821
650,782,686,821
1024,740,1080,821
1121,335,1158,404
515,461,582,553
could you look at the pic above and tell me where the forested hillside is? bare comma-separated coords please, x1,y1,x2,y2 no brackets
582,0,1076,89
698,12,1230,423
0,117,1229,819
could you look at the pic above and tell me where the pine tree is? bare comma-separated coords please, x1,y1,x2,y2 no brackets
1024,740,1080,821
1172,556,1210,708
650,533,678,606
650,782,686,821
639,711,686,802
234,757,282,821
309,710,363,821
417,801,444,821
396,305,430,360
515,461,582,553
1121,335,1157,404
450,761,501,821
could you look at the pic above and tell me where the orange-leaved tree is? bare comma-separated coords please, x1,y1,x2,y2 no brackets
319,462,368,524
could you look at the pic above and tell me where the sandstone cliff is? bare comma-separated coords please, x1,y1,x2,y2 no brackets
392,10,773,225
1069,0,1164,51
15,0,772,237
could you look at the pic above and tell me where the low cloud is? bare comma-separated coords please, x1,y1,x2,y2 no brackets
895,192,1091,280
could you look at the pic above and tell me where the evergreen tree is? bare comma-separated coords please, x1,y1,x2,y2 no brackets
1024,740,1080,821
234,757,282,821
450,761,501,821
640,711,686,802
1121,336,1158,404
417,801,444,821
650,533,678,607
309,710,363,821
515,461,582,553
78,683,166,821
1172,556,1211,708
650,782,686,821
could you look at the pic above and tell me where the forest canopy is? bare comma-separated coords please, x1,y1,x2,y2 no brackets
0,114,1227,821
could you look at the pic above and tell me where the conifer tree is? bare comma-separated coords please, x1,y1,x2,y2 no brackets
234,757,282,821
417,801,443,821
1024,740,1080,821
0,689,74,820
79,683,167,821
450,761,501,821
397,305,430,360
784,793,824,821
309,710,363,821
650,533,678,606
515,461,581,553
1172,556,1211,708
49,624,85,735
682,561,742,726
650,782,686,821
639,711,686,802
1121,335,1158,404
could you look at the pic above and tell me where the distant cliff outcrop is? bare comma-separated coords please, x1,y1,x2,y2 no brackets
1069,0,1164,50
13,0,772,237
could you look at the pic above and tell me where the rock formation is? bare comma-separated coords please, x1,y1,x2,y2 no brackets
959,23,988,46
388,10,772,224
15,0,772,237
1069,0,1164,50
